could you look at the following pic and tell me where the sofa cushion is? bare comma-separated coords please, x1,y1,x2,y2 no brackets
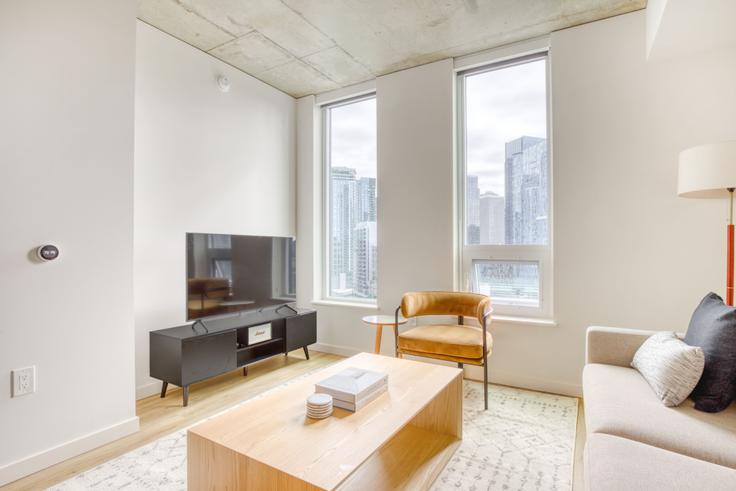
684,292,736,412
585,433,736,491
630,331,704,406
583,363,736,468
398,324,491,360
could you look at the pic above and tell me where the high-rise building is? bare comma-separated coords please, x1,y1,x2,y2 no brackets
466,175,480,244
479,191,505,244
504,136,548,245
330,167,357,294
353,221,377,298
330,168,378,298
356,177,376,223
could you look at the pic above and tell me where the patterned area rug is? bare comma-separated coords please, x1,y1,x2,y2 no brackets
50,381,577,491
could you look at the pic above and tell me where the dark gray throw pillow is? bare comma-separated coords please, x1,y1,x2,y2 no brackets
684,292,736,412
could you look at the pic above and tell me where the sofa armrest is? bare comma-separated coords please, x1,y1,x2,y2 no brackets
585,326,663,367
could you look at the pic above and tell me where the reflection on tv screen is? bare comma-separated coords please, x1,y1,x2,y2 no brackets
186,233,296,320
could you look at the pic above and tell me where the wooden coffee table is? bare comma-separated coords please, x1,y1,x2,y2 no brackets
188,352,462,490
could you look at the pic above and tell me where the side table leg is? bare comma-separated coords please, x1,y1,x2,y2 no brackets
374,325,383,354
160,381,168,398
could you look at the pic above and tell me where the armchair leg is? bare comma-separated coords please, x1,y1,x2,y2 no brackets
483,360,489,410
393,306,401,358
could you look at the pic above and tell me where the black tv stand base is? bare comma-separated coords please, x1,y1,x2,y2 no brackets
151,308,317,407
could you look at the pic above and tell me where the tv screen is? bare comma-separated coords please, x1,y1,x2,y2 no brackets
186,233,296,320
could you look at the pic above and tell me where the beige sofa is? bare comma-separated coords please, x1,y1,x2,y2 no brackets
583,326,736,490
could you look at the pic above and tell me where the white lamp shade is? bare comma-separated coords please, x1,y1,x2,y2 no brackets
678,141,736,198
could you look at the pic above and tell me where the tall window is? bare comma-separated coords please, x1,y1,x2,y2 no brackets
323,95,377,302
459,54,551,317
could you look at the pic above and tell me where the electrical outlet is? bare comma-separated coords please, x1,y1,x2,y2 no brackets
11,366,36,398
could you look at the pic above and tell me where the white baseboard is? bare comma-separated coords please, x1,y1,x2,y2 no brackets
136,380,163,400
310,342,362,358
311,342,582,397
0,416,139,487
463,364,582,397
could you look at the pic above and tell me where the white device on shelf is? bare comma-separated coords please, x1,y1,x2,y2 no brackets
248,323,272,345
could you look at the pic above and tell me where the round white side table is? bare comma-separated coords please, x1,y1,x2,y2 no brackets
361,315,408,354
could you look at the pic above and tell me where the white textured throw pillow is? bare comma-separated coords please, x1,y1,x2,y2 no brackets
631,331,705,407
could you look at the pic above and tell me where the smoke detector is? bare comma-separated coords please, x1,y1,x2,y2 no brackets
217,75,231,93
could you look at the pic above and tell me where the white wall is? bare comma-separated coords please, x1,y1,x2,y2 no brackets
0,0,137,484
376,60,456,309
299,10,736,395
296,96,321,311
647,0,736,60
547,10,735,392
134,22,296,397
645,0,668,55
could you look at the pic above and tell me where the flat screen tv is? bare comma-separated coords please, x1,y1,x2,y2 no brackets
186,233,296,320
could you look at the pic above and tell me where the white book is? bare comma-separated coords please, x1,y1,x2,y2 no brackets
315,367,388,404
332,383,388,412
354,379,388,405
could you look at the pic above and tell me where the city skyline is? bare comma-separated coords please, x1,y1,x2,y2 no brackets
329,126,547,301
466,134,548,247
329,166,377,299
327,96,378,301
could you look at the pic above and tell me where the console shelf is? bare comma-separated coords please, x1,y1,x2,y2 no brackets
150,307,316,406
236,337,284,352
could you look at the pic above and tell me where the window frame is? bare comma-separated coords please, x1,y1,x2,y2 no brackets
456,52,553,319
320,93,378,305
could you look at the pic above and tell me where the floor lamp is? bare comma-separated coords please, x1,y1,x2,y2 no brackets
678,141,736,305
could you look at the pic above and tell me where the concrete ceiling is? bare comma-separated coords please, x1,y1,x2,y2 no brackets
138,0,646,98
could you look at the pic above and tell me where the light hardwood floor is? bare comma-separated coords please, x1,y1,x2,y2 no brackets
2,351,586,490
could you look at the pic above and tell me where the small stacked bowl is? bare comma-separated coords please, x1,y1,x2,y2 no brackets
306,393,333,419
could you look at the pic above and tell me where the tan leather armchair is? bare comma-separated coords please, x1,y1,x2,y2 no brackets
394,291,493,409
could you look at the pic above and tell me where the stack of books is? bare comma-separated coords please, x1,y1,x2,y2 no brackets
315,367,388,412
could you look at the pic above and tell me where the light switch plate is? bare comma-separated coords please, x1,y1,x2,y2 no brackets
12,366,36,397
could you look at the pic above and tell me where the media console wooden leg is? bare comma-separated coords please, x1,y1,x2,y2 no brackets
183,385,189,407
303,346,310,360
243,366,248,376
160,381,168,398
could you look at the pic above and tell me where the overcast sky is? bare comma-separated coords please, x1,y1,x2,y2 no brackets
328,58,546,193
329,97,377,179
466,58,547,196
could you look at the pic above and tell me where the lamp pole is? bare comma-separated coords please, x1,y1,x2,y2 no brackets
728,188,734,306
678,142,736,306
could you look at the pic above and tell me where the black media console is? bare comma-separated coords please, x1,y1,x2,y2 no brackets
150,307,317,406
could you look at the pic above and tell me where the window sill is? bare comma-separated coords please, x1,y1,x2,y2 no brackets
491,315,557,327
311,299,379,310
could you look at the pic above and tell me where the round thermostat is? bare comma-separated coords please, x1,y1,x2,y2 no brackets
36,244,59,261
